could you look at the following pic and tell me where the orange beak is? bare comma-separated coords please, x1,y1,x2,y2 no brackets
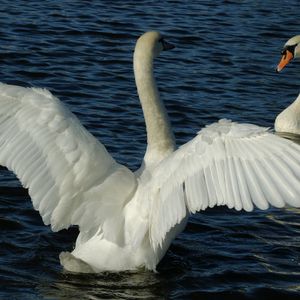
276,49,294,72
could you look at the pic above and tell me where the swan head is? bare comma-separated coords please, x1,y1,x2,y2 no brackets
134,31,175,60
276,35,300,72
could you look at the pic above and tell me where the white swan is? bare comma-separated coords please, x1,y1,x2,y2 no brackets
2,31,300,273
275,35,300,134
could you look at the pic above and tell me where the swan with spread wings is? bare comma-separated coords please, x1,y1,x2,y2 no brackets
1,31,300,273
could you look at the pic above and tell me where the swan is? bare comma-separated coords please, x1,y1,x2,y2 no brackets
275,35,300,134
2,31,300,273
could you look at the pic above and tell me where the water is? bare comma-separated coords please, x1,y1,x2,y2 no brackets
1,0,300,299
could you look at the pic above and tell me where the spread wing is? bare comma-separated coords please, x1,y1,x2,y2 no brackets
147,119,300,249
0,83,137,241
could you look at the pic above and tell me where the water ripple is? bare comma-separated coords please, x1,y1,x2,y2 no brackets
1,0,300,299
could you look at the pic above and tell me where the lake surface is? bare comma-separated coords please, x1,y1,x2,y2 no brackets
1,0,300,299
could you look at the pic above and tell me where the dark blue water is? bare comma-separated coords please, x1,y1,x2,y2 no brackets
1,1,300,299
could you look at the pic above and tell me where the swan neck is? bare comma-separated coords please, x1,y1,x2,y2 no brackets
287,94,300,113
134,48,175,164
293,94,300,108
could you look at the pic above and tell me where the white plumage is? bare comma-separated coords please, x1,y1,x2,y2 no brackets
1,31,300,272
275,35,300,134
275,93,300,135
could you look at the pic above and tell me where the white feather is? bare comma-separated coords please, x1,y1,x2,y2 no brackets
147,120,300,249
0,83,137,239
2,32,300,273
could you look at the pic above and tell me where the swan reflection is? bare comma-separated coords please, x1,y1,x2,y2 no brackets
38,270,166,299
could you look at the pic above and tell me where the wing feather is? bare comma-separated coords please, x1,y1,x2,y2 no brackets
147,120,300,249
0,83,137,241
228,156,243,210
235,156,254,211
242,159,269,210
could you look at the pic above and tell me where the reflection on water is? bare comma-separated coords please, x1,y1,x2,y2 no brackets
38,270,166,300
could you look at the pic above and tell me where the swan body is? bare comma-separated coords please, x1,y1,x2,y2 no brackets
275,35,300,134
275,93,300,135
2,32,300,272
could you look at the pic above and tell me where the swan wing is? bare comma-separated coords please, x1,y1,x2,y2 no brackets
0,83,137,241
148,119,300,249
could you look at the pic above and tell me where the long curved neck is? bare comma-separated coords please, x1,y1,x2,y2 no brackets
291,93,300,112
134,48,175,166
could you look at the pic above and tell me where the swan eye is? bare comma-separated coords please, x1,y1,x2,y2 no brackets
158,37,164,44
282,44,297,58
281,49,286,56
159,37,175,51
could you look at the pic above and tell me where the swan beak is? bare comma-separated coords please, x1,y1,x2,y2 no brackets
162,40,175,51
276,49,294,72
